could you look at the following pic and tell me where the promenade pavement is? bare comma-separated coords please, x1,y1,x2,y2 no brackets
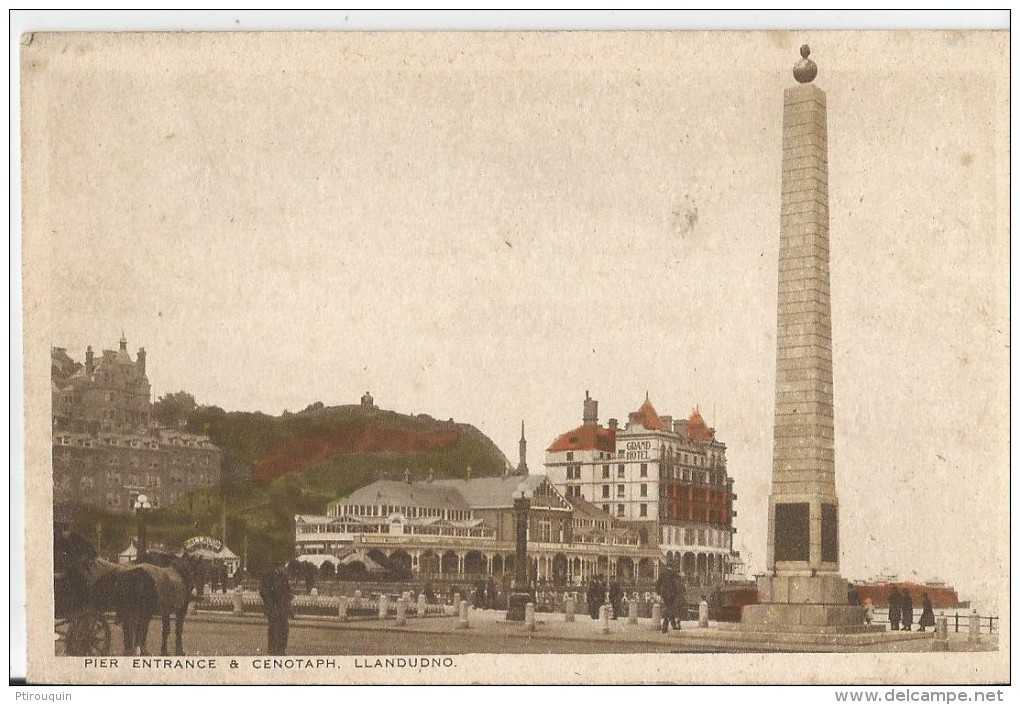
190,605,997,653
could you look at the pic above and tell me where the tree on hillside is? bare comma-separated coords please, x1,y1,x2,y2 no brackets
153,391,197,428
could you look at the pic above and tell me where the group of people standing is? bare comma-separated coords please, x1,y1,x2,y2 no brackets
887,586,936,632
585,575,625,620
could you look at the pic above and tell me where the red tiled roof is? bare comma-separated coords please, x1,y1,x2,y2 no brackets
686,408,714,441
628,397,665,431
547,424,616,453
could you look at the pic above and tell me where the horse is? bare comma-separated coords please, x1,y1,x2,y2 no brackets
116,552,198,656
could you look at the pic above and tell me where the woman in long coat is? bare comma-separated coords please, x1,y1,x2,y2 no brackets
900,587,914,631
918,593,936,632
887,586,902,631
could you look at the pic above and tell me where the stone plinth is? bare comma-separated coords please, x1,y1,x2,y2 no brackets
757,573,847,604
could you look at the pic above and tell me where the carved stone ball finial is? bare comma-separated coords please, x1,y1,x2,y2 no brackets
793,44,818,84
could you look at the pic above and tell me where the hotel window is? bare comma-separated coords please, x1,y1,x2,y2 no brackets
640,504,648,517
617,465,625,478
602,465,610,479
616,484,624,497
617,504,625,516
602,485,610,498
602,504,610,514
566,452,574,461
640,463,648,477
640,483,647,497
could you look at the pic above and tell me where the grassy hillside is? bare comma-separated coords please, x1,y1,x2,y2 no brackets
68,403,511,576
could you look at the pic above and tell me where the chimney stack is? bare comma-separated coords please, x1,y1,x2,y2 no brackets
582,391,599,427
85,345,94,376
608,418,618,431
137,347,146,375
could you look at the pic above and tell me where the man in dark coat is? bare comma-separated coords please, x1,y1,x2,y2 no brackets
587,577,602,620
259,564,294,655
900,587,914,631
655,567,678,633
672,575,687,630
486,576,498,610
888,586,902,631
608,576,623,620
847,582,862,606
219,562,230,594
918,593,936,632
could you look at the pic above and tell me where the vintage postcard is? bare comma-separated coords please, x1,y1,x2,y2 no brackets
19,30,1009,685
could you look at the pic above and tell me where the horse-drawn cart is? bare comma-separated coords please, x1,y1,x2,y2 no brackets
54,529,124,657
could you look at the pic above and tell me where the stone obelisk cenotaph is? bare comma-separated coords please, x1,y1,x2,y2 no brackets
741,46,866,632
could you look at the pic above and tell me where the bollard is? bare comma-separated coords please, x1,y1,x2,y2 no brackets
968,609,981,644
525,602,536,632
338,595,348,622
628,598,638,625
417,593,427,618
378,593,389,619
395,598,408,627
353,589,362,609
650,602,662,631
565,594,575,622
698,600,709,628
599,604,610,635
231,585,244,616
458,600,470,629
934,613,949,652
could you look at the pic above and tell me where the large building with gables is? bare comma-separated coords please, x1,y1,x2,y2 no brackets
51,337,222,516
545,392,739,587
294,473,662,586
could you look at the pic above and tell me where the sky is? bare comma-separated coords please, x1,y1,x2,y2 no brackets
24,30,1009,609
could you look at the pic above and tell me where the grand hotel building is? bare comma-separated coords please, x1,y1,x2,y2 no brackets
544,392,738,585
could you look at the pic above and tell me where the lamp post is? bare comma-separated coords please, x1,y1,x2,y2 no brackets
133,493,152,563
506,483,533,621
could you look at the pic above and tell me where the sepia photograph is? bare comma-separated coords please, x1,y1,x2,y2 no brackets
16,19,1010,686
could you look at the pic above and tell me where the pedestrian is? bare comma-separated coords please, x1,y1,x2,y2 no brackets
608,576,623,620
587,577,601,620
474,580,485,609
888,586,902,631
918,593,936,632
486,576,498,610
863,597,875,625
847,582,862,606
672,575,687,630
259,563,294,656
901,587,914,631
422,583,436,604
655,566,678,634
219,562,229,594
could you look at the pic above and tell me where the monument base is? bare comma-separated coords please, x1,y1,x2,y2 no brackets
738,604,875,633
505,592,530,622
736,574,873,634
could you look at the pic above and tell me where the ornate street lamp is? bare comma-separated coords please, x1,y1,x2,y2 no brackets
133,493,152,563
505,483,533,621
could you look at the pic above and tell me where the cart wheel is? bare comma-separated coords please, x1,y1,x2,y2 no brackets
67,611,111,656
